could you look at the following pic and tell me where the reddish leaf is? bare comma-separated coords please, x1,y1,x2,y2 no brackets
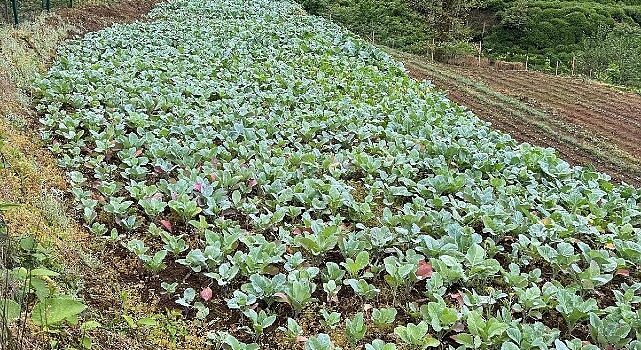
452,321,465,332
248,178,258,188
296,336,308,342
160,220,172,232
416,260,433,280
135,149,143,157
450,292,464,307
200,287,213,301
193,182,203,192
292,227,302,236
616,269,630,277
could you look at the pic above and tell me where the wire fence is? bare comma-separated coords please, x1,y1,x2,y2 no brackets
1,0,74,25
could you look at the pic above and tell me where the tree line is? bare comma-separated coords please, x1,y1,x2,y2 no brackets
297,0,641,88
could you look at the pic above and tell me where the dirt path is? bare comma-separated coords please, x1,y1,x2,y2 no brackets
394,52,641,186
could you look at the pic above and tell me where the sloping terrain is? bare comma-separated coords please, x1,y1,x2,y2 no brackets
1,1,210,349
395,51,641,187
27,0,641,349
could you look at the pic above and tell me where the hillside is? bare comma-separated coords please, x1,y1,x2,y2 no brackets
394,49,641,186
0,0,640,349
300,0,641,88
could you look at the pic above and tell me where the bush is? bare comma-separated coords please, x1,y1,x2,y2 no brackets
298,0,329,15
578,24,641,87
323,0,433,54
484,1,641,59
435,40,477,60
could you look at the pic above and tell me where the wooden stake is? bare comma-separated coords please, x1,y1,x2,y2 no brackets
369,21,374,43
478,41,482,67
571,55,576,76
431,38,435,62
525,55,529,71
556,61,559,75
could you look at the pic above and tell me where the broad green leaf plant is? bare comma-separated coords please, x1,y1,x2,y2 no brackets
35,0,641,348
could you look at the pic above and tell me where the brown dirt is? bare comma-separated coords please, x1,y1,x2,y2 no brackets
456,69,641,154
401,58,641,186
51,0,164,34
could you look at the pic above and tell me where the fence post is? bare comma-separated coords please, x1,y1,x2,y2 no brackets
525,55,529,71
555,61,559,75
571,55,575,76
11,0,17,25
478,41,482,67
431,38,435,62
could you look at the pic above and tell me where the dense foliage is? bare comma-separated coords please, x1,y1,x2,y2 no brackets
577,24,641,87
36,0,641,348
298,0,641,86
483,0,641,73
297,0,433,54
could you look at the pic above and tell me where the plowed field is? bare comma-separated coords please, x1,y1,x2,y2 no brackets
394,51,641,186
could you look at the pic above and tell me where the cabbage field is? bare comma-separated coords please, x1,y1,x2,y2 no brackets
35,0,641,348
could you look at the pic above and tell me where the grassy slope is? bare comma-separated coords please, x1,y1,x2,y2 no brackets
0,4,208,349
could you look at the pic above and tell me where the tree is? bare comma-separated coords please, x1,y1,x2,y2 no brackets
499,0,529,30
578,24,641,87
409,0,487,41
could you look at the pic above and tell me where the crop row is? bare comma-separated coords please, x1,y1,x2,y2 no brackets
35,0,641,348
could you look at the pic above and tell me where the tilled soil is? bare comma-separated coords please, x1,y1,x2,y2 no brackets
457,69,641,156
401,57,641,187
51,0,164,33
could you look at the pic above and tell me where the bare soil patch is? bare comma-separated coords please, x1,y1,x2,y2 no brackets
52,0,164,33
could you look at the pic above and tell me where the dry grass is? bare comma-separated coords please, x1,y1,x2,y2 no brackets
0,15,71,90
0,2,208,349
